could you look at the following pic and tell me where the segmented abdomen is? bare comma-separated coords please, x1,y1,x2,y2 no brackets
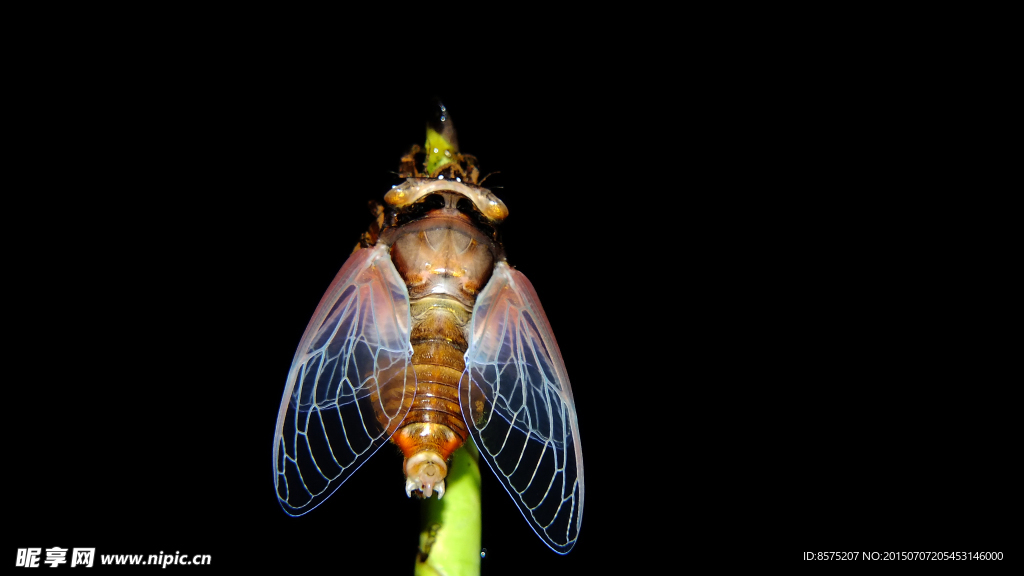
388,297,472,460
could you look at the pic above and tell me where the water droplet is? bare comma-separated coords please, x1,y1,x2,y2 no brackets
438,175,444,180
440,105,446,112
480,548,487,559
455,177,461,183
391,185,397,188
440,115,446,122
444,150,451,157
433,148,439,154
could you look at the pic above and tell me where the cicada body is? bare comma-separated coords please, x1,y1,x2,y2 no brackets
273,107,583,554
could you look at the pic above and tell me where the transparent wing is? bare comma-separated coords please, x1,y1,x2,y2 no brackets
273,244,415,515
461,261,584,554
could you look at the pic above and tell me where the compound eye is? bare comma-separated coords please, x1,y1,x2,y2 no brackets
421,194,446,211
456,198,477,216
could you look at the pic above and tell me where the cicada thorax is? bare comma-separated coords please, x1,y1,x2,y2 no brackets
371,188,502,498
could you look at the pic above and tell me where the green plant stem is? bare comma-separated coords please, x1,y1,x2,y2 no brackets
414,438,481,576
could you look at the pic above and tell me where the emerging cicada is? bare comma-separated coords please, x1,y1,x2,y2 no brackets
273,103,583,553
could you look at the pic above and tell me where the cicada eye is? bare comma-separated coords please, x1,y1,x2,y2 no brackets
455,197,476,217
395,193,447,226
456,197,497,238
420,194,446,211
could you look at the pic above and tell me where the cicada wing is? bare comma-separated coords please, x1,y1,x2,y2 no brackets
461,262,584,554
273,244,415,515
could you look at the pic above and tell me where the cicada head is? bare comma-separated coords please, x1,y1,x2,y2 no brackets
387,101,509,226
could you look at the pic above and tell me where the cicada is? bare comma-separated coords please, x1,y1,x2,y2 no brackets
272,104,583,553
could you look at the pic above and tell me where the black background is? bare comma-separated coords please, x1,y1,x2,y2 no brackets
10,42,1014,572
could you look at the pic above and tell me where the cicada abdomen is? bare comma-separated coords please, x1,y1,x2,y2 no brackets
274,103,583,553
